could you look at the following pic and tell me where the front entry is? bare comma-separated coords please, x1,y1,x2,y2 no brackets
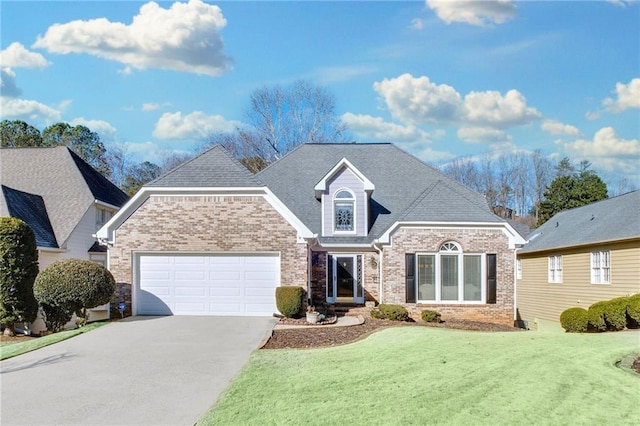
327,254,364,304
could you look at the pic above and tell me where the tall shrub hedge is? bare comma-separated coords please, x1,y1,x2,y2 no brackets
560,307,590,332
0,217,39,335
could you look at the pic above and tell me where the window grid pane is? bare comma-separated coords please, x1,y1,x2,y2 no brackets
463,255,481,301
441,255,458,300
417,255,435,301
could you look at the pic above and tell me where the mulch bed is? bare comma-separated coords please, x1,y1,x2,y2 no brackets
262,317,520,350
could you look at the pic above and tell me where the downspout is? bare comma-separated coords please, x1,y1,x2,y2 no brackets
513,247,519,326
374,242,383,304
307,245,312,304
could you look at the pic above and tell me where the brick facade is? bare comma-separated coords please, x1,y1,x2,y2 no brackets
108,195,307,314
382,227,515,325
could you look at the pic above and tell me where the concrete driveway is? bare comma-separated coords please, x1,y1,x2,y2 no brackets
1,316,277,426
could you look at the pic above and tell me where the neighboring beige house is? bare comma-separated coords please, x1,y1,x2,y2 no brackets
0,146,129,327
98,144,525,325
516,190,640,331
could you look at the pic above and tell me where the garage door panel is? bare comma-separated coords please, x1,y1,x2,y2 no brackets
138,254,279,316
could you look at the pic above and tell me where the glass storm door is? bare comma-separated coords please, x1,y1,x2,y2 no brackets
328,255,364,304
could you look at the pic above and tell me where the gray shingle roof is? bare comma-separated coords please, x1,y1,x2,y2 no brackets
147,145,262,188
520,190,640,253
256,143,498,243
0,146,128,247
1,185,58,248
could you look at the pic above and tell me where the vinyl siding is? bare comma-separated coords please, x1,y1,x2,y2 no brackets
517,239,640,328
322,167,366,236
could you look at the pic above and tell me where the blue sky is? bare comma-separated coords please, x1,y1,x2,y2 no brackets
1,0,638,188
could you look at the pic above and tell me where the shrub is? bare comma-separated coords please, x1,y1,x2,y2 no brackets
275,286,305,318
625,293,640,328
0,217,39,335
371,304,409,321
34,259,116,331
588,301,608,332
421,309,442,323
603,297,629,331
560,307,590,332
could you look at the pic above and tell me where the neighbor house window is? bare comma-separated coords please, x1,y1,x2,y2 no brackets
548,255,562,283
96,207,113,231
334,189,355,232
591,250,610,284
415,242,483,303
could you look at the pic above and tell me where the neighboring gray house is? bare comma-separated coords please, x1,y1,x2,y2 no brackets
1,146,129,325
98,143,525,325
517,190,640,331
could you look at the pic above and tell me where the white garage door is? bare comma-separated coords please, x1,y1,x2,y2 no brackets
137,254,280,316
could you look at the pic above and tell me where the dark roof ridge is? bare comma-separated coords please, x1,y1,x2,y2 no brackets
398,181,440,221
67,148,129,207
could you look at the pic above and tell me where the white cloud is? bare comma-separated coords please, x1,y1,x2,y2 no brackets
33,0,232,77
541,119,580,136
463,89,540,128
457,127,512,144
373,74,463,125
70,118,118,142
0,97,62,123
602,78,640,113
373,73,540,129
341,113,432,143
1,68,21,97
313,65,377,84
142,102,172,112
426,0,516,26
0,42,50,68
606,0,636,7
153,111,240,140
562,127,640,176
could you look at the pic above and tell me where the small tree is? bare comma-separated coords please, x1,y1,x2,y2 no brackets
34,259,115,331
0,217,39,336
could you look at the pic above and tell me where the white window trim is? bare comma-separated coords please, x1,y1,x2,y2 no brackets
591,250,611,285
415,242,486,304
548,255,562,284
332,188,357,234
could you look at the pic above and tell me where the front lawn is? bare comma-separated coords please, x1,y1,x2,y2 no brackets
0,321,108,360
200,327,639,425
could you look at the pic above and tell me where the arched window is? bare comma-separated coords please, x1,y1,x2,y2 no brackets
333,189,355,232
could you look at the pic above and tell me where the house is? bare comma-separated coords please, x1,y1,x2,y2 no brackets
516,190,640,331
97,143,526,325
0,146,129,324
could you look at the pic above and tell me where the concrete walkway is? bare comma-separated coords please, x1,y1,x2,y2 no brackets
0,316,277,426
274,314,364,330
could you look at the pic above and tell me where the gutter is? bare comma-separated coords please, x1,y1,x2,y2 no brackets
374,241,384,304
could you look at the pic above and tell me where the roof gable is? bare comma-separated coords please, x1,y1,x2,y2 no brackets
0,146,128,246
2,185,58,248
314,157,375,199
521,190,640,253
147,145,262,188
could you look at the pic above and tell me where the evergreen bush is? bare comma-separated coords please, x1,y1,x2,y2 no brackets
559,307,590,333
625,293,640,328
371,304,409,321
421,309,442,323
587,301,608,332
34,259,115,331
275,286,305,318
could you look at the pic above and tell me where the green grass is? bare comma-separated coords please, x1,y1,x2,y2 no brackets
199,327,640,425
0,321,108,360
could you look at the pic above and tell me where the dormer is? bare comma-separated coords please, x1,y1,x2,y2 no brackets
314,158,374,237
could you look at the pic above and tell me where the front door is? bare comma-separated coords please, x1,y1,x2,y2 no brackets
328,255,364,304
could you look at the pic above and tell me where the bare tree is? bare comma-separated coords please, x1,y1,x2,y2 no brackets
531,150,554,221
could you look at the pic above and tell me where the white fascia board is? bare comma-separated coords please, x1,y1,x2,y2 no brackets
96,186,315,244
94,200,122,211
314,157,375,198
318,243,373,249
378,221,527,249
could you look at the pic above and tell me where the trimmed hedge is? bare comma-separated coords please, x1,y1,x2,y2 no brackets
627,293,640,327
275,286,305,318
34,259,115,331
587,301,608,332
604,297,629,331
421,309,442,323
560,307,590,333
370,304,409,321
